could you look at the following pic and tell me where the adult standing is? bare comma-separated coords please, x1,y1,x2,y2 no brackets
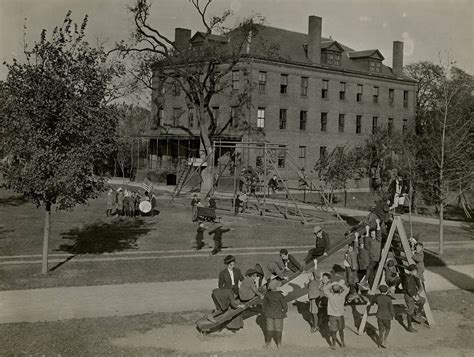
218,255,244,296
304,226,330,264
106,188,115,217
116,188,124,216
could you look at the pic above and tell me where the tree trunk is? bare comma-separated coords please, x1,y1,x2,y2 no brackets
343,185,347,207
42,202,51,274
439,203,444,255
198,102,214,196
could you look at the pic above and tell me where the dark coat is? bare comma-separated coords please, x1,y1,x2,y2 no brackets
283,254,303,273
367,230,382,261
315,231,330,252
262,290,288,319
209,226,231,242
218,268,244,290
370,294,395,320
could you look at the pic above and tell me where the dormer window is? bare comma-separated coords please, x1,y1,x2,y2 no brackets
369,60,382,73
323,51,341,66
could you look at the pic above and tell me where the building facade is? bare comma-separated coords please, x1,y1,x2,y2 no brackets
147,16,416,185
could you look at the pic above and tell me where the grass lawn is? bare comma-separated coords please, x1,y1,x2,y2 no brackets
0,188,472,291
0,289,473,356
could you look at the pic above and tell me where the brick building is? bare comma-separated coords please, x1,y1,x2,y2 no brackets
147,16,416,186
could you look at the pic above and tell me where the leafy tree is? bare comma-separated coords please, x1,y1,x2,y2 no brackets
1,12,118,273
415,61,473,253
313,145,362,206
117,0,266,194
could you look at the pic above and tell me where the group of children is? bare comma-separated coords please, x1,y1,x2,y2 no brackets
106,187,157,217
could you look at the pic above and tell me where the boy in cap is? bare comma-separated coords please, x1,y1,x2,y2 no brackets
323,280,350,349
368,285,395,348
344,241,359,301
403,264,426,332
363,219,382,289
412,242,425,285
239,268,264,302
191,194,200,221
304,226,330,264
384,257,401,291
305,259,321,332
193,222,206,251
262,279,288,349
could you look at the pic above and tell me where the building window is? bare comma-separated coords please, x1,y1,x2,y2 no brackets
173,108,181,126
357,84,363,102
301,77,308,97
322,80,329,99
299,111,307,130
278,145,286,168
212,106,219,124
339,82,346,100
403,119,408,134
172,80,180,96
389,88,394,105
258,71,267,92
299,146,306,158
356,115,362,134
373,86,379,104
257,107,265,128
388,117,394,133
279,109,287,130
321,112,328,132
157,108,164,127
338,114,345,133
188,111,194,128
280,74,288,94
403,91,409,107
320,146,327,160
369,60,381,73
230,107,239,127
372,116,378,134
325,51,341,66
232,70,239,90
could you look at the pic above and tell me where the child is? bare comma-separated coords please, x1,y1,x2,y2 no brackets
317,272,331,329
194,222,206,251
412,242,425,285
239,268,264,302
403,264,426,332
384,258,400,291
344,242,359,301
262,279,288,349
209,225,233,255
364,220,382,289
323,280,350,349
370,285,395,348
305,259,320,332
191,194,200,221
356,233,369,286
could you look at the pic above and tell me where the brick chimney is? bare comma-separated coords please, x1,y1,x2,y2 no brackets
392,41,404,77
308,16,322,64
174,28,191,51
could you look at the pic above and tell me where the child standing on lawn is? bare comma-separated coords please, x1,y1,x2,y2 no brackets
262,279,288,349
323,280,350,349
194,222,206,251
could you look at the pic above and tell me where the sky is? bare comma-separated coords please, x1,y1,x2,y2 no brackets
1,0,473,82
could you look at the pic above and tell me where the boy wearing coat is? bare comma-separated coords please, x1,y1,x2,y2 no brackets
262,279,288,348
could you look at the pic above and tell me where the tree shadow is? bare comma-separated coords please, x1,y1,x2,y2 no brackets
424,249,474,292
52,219,153,270
0,195,28,207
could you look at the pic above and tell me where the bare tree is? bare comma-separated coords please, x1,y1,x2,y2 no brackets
116,0,265,192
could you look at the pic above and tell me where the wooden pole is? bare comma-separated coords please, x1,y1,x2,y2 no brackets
41,203,51,274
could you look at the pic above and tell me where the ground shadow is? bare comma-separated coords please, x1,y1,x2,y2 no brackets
52,219,153,271
423,249,474,292
293,300,313,328
350,304,379,346
0,195,28,207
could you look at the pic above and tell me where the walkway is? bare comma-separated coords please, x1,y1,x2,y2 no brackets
1,264,473,324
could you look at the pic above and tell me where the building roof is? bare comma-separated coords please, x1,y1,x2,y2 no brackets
231,25,412,81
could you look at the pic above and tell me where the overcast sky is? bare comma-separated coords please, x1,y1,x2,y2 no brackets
1,0,473,81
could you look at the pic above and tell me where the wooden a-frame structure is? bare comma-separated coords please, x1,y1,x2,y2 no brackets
357,215,435,334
